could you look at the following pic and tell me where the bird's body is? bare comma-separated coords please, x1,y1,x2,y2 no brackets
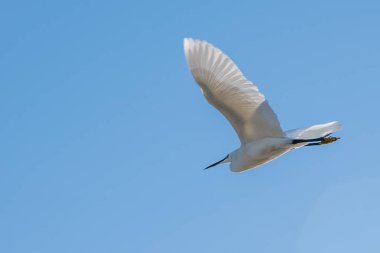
184,38,341,172
229,137,293,172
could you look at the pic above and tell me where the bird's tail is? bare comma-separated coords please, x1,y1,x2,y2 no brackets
285,121,342,140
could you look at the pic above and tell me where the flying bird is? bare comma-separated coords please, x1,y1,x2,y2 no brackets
184,38,342,172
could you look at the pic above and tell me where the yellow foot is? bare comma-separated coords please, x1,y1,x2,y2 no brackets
321,136,340,144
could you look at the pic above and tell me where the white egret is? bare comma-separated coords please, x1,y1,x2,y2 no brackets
184,38,342,172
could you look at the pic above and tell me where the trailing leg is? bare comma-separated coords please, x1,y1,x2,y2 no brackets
292,134,340,146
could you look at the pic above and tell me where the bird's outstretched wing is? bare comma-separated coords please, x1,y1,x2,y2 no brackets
184,38,283,144
285,121,342,140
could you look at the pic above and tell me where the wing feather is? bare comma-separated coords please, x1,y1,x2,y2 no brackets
184,38,283,144
285,121,342,139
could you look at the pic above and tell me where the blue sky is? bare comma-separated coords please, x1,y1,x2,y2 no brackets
1,0,380,252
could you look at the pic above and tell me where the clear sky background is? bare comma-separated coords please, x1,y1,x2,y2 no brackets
1,0,380,252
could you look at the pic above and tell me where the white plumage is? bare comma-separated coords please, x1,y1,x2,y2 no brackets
184,38,341,172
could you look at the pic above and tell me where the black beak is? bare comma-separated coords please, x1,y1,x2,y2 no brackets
204,155,229,170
